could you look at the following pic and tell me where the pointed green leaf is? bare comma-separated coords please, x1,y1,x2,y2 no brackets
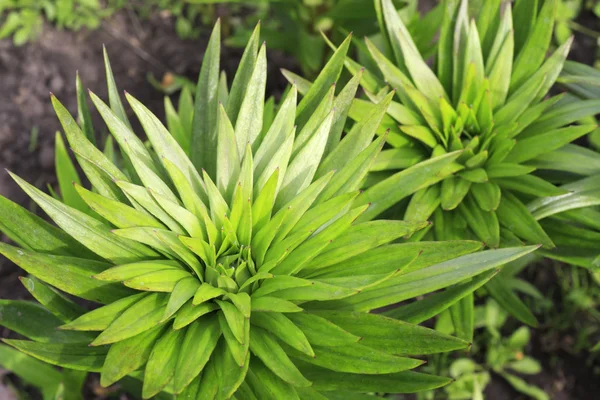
75,184,163,229
326,70,363,155
384,269,498,323
486,276,538,327
191,20,221,176
521,100,600,139
496,192,554,248
441,177,471,211
296,34,351,129
291,341,422,374
510,0,557,90
317,136,387,203
162,277,201,322
76,72,95,144
254,86,297,186
126,93,205,197
55,132,87,212
528,175,600,220
60,293,147,332
0,195,96,258
304,220,428,272
173,301,219,330
101,325,164,386
193,283,226,305
200,338,249,399
457,194,499,247
218,312,250,367
324,246,539,311
0,242,131,304
174,314,221,393
94,259,182,281
449,294,474,342
227,23,260,124
270,205,368,276
216,300,246,344
142,327,184,399
20,276,85,322
381,0,447,101
3,339,108,372
10,172,157,263
91,293,167,346
249,326,311,387
276,111,333,208
103,47,131,129
0,300,93,343
286,312,360,347
234,43,266,154
216,104,240,198
52,95,128,202
312,311,468,355
471,182,501,211
89,91,160,186
246,357,300,400
250,296,303,313
251,312,313,357
495,175,566,198
297,361,451,393
506,124,595,163
356,151,462,222
124,269,191,293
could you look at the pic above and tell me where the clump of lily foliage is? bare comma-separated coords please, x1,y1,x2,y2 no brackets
322,0,600,250
0,18,539,399
278,0,600,331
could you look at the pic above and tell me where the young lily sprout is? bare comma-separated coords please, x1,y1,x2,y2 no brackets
344,0,600,249
277,0,600,336
0,20,537,399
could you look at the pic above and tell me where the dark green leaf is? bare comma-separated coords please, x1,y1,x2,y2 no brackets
4,339,108,372
0,300,93,344
297,361,451,393
310,311,468,355
101,325,164,386
0,242,131,304
174,314,221,393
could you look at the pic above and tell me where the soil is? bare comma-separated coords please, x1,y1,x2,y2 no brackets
0,4,599,400
568,7,600,67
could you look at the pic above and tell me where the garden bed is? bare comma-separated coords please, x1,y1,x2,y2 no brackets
0,5,598,400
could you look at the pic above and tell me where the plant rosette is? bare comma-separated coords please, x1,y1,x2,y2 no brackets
0,20,538,399
309,0,600,251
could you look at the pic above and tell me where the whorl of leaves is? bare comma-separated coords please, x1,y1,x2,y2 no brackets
323,0,600,250
0,20,536,399
277,0,600,333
